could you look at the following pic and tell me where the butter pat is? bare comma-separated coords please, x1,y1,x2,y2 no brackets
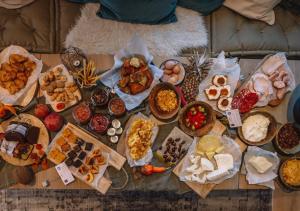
249,156,273,174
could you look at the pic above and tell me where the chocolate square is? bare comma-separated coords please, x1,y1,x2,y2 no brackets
78,151,87,160
85,142,93,151
73,159,82,168
67,150,77,159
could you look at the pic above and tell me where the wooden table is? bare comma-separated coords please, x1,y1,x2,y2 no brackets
7,54,300,211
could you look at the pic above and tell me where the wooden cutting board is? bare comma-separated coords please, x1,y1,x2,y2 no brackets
0,113,50,166
47,123,126,194
172,120,247,198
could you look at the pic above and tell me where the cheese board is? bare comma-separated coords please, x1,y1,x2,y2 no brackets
0,113,49,166
173,120,247,198
47,123,126,194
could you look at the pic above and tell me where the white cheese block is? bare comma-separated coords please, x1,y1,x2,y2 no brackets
249,156,273,174
214,153,234,171
206,168,230,181
201,158,214,171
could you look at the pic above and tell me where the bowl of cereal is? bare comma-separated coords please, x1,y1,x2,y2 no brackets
149,82,181,120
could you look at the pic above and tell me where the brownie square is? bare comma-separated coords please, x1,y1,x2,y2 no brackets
65,158,73,166
73,159,82,168
85,142,93,151
67,150,77,159
76,139,85,146
26,126,40,144
73,145,81,153
78,151,87,160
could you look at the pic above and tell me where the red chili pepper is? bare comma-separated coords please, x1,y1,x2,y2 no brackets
140,164,168,176
56,103,65,110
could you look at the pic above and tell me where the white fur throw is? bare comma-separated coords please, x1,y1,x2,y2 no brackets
65,4,207,56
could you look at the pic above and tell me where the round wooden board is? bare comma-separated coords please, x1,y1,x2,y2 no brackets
237,111,278,146
0,113,49,166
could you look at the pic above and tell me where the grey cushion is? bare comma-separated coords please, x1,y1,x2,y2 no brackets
210,6,300,57
56,0,83,52
0,0,55,53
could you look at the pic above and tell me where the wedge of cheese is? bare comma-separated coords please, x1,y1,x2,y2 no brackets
249,156,273,174
206,168,229,181
214,153,234,171
201,158,214,171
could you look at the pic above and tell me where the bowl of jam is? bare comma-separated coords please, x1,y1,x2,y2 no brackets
91,87,110,107
108,97,126,117
89,113,110,134
72,102,92,124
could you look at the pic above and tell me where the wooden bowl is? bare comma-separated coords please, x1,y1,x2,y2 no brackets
149,82,181,120
178,101,215,137
278,157,300,191
237,111,278,146
273,123,300,155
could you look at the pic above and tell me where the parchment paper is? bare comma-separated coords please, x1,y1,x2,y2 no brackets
244,146,279,189
0,45,43,104
100,35,163,110
125,112,159,167
196,51,240,114
179,135,242,184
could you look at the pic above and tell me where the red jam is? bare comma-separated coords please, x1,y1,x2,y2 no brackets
109,98,126,116
89,114,110,134
72,102,92,124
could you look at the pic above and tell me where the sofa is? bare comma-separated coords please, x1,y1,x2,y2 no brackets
0,0,299,58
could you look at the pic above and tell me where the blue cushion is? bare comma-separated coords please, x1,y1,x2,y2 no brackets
97,0,177,24
177,0,224,15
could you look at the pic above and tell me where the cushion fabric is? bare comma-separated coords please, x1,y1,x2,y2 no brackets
97,0,177,24
224,0,281,25
0,0,55,53
177,0,224,16
210,6,300,57
0,0,35,9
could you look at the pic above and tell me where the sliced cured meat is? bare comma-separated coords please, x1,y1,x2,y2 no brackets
232,89,259,113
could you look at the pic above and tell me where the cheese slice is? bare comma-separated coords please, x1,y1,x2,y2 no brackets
201,158,214,171
249,156,273,174
214,153,234,171
205,151,215,160
206,168,229,181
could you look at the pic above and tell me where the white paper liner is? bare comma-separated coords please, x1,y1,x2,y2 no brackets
39,64,81,112
125,112,159,167
196,51,241,114
0,45,43,104
100,35,163,110
179,135,242,184
247,52,296,107
244,146,280,189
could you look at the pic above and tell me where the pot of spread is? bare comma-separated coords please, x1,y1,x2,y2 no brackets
72,102,92,124
89,113,110,134
108,97,126,117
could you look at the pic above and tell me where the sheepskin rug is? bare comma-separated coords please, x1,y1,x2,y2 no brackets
65,4,207,56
